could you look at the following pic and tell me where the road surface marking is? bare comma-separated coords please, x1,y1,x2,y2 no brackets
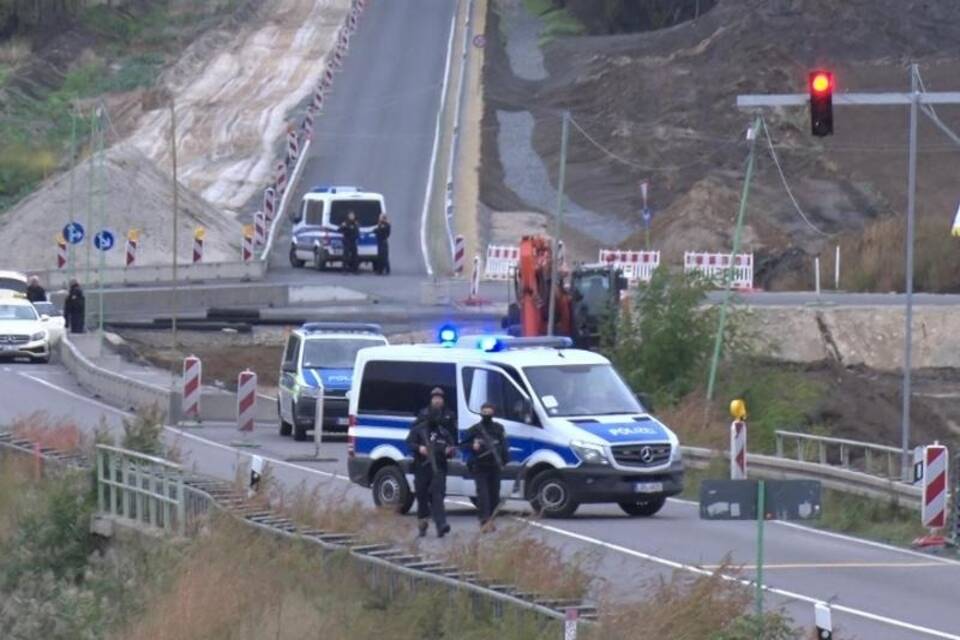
670,497,960,569
700,561,951,570
18,373,130,417
524,520,960,640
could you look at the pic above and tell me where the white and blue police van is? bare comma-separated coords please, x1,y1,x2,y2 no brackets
278,323,388,441
346,333,684,518
288,186,384,270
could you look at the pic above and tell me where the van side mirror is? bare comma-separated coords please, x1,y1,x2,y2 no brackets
40,314,50,322
636,392,654,414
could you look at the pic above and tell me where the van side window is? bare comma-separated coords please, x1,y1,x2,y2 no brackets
462,367,536,425
304,200,324,225
283,336,300,366
359,360,456,416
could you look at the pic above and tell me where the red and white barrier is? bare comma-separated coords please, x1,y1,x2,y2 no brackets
453,234,465,276
564,608,579,640
192,228,205,264
599,249,660,284
241,225,254,262
275,161,288,194
922,444,948,529
730,420,747,480
322,66,334,90
286,130,300,164
462,255,489,307
182,355,202,420
482,245,519,281
311,86,325,111
254,211,266,249
303,110,315,140
684,252,754,290
56,235,67,270
237,369,257,432
125,230,138,267
263,187,276,222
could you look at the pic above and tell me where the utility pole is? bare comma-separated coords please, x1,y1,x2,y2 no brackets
68,104,77,283
736,65,960,481
705,116,761,404
547,111,569,336
95,106,106,339
170,100,180,360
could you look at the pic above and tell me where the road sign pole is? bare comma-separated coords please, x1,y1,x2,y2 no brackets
68,106,78,283
170,100,179,364
547,111,569,337
900,64,919,481
96,108,106,338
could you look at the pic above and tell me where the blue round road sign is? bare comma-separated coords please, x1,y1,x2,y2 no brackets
62,222,85,245
93,230,115,252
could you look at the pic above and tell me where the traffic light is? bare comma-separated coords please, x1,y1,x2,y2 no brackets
809,70,834,137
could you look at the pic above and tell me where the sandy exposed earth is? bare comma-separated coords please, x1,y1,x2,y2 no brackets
0,0,350,271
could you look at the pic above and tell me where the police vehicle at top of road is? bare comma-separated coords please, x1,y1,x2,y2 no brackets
347,330,684,519
288,186,384,270
0,289,53,363
278,322,388,441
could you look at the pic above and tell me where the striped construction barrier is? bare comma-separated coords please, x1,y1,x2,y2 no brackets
922,444,948,529
241,225,255,262
263,187,276,222
125,230,139,267
275,160,288,194
482,245,519,281
303,110,315,139
192,228,205,264
453,234,465,276
311,86,325,111
254,212,266,249
286,130,300,165
599,249,660,284
237,370,257,432
56,235,67,270
730,421,747,480
684,251,754,290
182,355,202,420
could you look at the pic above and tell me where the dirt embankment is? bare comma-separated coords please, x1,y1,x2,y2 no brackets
481,0,960,287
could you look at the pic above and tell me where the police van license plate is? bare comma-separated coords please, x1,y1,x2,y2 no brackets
634,482,663,493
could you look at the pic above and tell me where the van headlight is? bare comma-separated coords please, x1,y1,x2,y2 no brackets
671,445,683,462
571,440,610,466
31,331,47,342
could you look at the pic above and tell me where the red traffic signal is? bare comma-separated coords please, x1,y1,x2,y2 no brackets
809,70,834,137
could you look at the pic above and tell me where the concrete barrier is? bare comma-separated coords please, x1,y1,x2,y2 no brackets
39,260,266,289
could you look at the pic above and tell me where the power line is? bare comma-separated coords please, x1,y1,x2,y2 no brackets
760,116,833,237
916,69,960,148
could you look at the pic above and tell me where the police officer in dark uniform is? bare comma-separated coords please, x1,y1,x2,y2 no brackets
406,387,456,538
373,213,391,275
63,280,85,334
338,211,360,273
462,403,510,531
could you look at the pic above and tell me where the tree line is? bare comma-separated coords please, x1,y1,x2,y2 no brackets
0,1,123,38
555,0,718,34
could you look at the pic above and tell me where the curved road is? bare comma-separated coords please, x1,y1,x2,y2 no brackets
268,0,457,277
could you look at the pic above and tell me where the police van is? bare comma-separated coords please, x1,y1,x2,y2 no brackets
347,334,684,518
278,323,388,440
288,186,384,270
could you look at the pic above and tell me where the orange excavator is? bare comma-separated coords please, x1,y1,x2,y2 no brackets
502,235,626,349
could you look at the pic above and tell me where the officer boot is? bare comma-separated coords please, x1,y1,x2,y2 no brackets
418,519,429,537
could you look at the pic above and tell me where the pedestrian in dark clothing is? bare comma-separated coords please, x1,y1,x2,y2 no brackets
406,387,457,538
373,213,391,275
25,276,46,303
338,211,360,273
462,403,510,531
63,280,85,334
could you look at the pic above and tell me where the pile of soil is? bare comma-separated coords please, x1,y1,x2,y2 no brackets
481,0,960,287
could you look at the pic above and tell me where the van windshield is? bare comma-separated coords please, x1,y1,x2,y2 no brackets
330,200,381,227
523,364,642,417
302,339,382,369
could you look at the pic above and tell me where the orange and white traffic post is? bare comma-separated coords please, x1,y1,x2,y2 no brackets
730,399,748,480
237,369,257,432
192,228,205,264
182,355,202,421
241,224,255,262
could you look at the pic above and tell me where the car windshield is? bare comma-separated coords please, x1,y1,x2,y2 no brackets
32,302,61,317
0,277,27,294
330,199,381,227
302,338,381,369
523,364,642,417
0,304,38,321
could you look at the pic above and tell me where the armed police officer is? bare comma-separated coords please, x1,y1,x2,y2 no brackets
462,403,510,531
406,387,457,538
338,211,360,273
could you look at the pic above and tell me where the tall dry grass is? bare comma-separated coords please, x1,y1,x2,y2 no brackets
11,412,86,452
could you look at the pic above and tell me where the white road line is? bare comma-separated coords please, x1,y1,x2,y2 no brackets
525,520,960,640
18,373,130,417
419,10,457,276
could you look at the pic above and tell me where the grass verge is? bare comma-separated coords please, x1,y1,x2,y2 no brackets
522,0,586,44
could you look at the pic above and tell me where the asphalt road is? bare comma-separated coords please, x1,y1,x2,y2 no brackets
6,360,960,640
267,0,456,277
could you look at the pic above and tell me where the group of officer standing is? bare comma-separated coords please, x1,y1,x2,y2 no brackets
337,211,391,275
405,387,510,538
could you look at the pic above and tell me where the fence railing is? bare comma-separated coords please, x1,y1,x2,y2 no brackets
774,430,903,479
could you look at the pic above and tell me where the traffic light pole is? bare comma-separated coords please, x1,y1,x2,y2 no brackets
737,67,960,482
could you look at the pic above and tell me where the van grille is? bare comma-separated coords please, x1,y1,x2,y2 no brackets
611,443,671,467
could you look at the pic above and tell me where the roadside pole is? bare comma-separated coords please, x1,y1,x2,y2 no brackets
96,106,106,339
705,117,761,403
85,108,95,325
736,66,960,481
170,100,180,362
547,111,570,337
68,105,78,284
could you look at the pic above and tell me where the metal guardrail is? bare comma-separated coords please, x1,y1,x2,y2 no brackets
96,444,188,536
775,430,903,479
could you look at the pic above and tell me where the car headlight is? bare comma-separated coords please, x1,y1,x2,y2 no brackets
31,331,47,342
571,440,610,466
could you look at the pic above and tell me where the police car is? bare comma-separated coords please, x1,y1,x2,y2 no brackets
288,186,384,270
347,332,684,518
278,323,388,441
0,291,52,363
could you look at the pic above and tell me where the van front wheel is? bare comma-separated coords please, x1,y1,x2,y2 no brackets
372,465,413,514
619,496,666,517
529,472,579,518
